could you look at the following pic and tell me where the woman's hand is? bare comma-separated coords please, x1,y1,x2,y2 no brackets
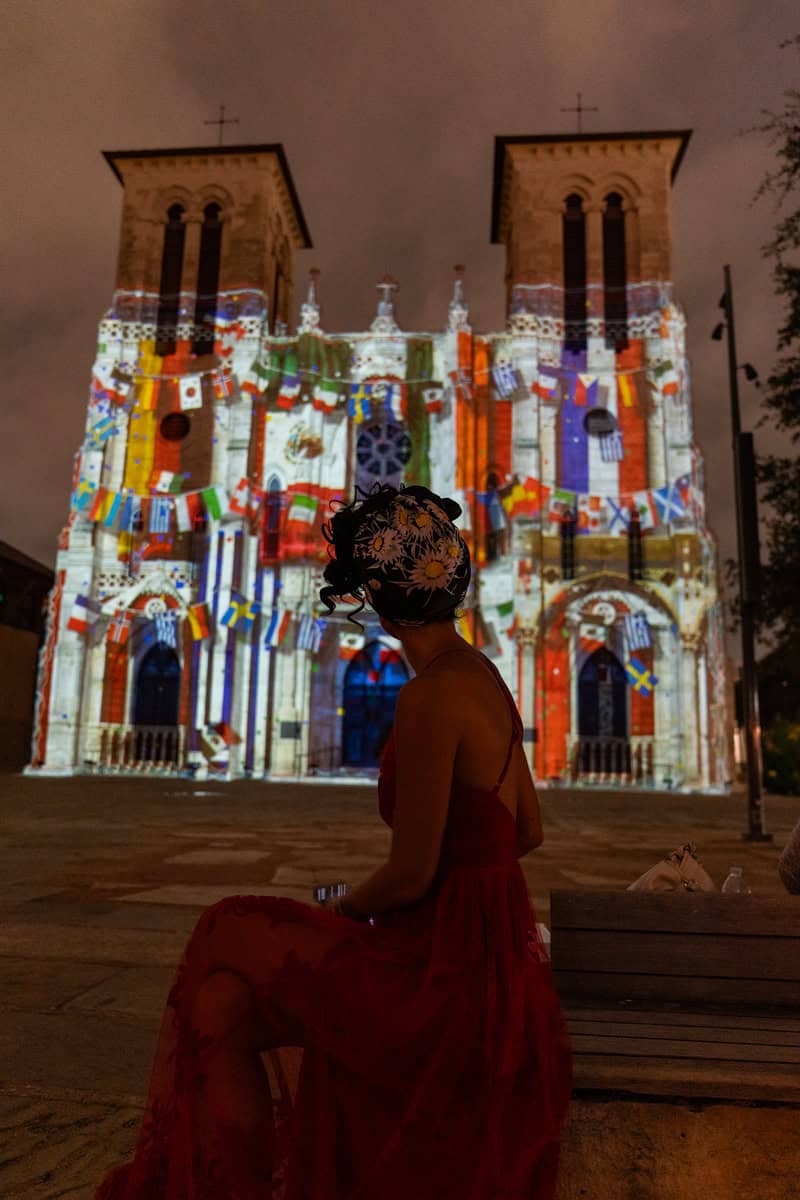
327,892,371,921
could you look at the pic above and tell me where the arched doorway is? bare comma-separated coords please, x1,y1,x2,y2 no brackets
577,647,629,776
342,640,409,767
133,643,181,762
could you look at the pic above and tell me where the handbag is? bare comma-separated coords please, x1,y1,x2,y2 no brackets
627,841,716,892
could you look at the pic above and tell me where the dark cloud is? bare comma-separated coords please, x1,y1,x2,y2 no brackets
2,0,797,661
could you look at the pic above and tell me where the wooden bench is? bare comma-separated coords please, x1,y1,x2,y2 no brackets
549,891,800,1199
550,889,800,1102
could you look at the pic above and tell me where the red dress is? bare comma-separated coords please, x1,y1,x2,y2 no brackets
95,650,573,1199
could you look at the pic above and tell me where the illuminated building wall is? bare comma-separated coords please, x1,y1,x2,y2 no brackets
29,133,731,789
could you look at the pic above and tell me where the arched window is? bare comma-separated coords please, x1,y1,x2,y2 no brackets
628,509,643,580
560,509,577,580
603,192,628,348
259,474,283,563
156,204,186,357
192,203,223,355
562,194,587,352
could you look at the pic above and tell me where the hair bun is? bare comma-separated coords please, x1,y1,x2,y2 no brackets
439,497,462,521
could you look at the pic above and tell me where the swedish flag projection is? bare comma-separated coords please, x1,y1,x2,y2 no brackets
28,132,731,789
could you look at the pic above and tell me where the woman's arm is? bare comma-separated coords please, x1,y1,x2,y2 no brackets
340,860,428,919
513,741,544,854
778,817,800,895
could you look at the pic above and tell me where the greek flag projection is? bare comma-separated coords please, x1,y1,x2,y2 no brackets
28,133,731,789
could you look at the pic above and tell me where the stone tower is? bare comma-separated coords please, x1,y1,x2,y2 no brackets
487,130,729,788
491,130,689,307
105,143,311,335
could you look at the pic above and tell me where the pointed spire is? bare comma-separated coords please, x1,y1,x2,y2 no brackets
448,264,470,332
298,268,322,333
371,273,400,333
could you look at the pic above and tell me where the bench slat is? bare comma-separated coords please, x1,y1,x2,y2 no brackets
552,930,800,980
568,1018,800,1048
565,1006,800,1033
570,1032,800,1064
551,890,800,937
554,969,800,1009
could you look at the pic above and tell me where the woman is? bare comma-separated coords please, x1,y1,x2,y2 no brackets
779,817,800,894
95,482,573,1200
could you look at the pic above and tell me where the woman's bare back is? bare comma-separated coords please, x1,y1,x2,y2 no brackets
423,647,525,824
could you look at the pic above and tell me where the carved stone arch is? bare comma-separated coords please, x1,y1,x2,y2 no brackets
195,185,235,223
551,176,593,208
542,572,680,636
593,173,642,210
151,187,193,223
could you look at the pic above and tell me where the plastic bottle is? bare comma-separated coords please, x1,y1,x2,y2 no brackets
721,867,743,894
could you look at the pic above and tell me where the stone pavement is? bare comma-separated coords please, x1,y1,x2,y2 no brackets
0,772,797,1198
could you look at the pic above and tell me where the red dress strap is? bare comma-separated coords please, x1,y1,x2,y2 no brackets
471,653,522,791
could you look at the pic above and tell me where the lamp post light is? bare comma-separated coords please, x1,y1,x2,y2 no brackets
713,265,771,842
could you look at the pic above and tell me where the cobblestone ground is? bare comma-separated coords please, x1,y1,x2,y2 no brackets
0,772,796,1198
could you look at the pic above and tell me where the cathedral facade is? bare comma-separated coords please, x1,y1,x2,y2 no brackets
29,132,731,789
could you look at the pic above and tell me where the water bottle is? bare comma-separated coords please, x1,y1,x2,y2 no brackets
721,867,743,894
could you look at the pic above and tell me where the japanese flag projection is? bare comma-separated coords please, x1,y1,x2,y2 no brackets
179,376,203,410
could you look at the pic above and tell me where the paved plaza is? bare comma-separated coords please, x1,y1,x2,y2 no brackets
0,772,797,1198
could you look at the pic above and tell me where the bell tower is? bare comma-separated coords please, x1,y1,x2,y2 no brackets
104,143,312,338
491,130,691,326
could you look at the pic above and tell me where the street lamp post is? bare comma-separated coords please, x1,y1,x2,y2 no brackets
714,264,771,841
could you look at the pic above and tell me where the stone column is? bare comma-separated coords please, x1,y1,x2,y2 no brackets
697,651,710,788
270,566,305,777
518,627,537,774
43,534,95,771
540,406,558,490
77,634,109,765
679,634,700,787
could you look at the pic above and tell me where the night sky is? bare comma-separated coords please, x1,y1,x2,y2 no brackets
2,0,797,616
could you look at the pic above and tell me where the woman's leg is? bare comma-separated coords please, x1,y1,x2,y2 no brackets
187,969,278,1192
95,896,349,1198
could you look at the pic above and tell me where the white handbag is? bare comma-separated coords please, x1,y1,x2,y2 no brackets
627,841,716,892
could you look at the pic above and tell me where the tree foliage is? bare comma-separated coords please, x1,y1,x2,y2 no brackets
750,35,800,645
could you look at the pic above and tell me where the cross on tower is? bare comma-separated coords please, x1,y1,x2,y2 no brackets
560,92,599,134
376,274,399,316
204,104,240,147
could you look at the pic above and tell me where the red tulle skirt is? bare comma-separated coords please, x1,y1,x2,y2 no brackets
94,849,572,1199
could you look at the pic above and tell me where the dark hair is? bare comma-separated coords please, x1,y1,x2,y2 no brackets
319,482,468,632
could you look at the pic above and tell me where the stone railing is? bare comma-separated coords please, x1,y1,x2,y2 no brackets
93,724,187,772
569,735,655,786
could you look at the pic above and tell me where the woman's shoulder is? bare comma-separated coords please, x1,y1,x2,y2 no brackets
403,648,491,710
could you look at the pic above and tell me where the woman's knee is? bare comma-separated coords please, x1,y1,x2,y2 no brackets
191,969,256,1040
